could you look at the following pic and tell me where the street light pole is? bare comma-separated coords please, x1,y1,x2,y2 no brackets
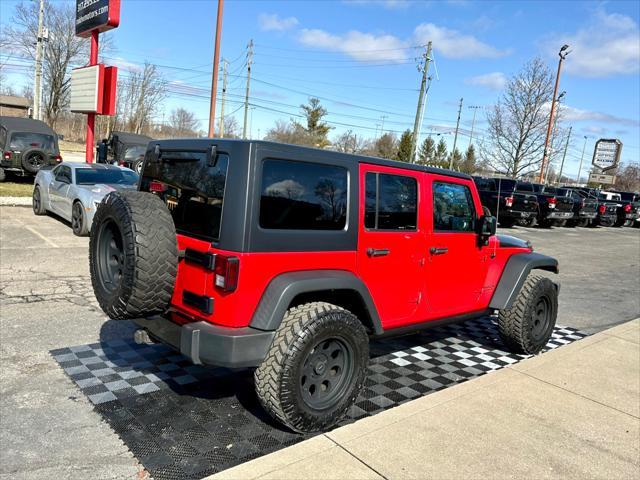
577,135,588,185
207,0,224,138
539,44,570,184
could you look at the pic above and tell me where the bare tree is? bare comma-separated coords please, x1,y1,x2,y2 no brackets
223,116,240,138
168,107,200,137
120,62,166,134
265,119,307,145
332,130,365,154
6,1,113,128
482,58,555,178
614,163,640,192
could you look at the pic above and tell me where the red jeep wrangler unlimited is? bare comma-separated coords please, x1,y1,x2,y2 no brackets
89,139,559,433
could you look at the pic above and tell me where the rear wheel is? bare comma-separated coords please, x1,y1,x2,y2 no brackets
0,168,5,182
254,302,369,433
498,274,558,355
520,216,537,227
499,217,517,228
71,201,89,236
32,186,46,215
575,218,590,228
133,159,144,174
21,148,47,174
553,220,567,227
539,218,554,228
89,190,177,319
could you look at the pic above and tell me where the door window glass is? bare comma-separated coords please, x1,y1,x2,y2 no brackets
55,166,71,183
433,182,475,232
364,172,417,230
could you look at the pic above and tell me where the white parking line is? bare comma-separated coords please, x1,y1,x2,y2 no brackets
24,225,59,248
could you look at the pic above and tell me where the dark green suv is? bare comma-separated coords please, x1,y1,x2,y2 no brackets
0,116,62,181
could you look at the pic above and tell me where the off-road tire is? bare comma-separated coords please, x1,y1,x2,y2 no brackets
520,216,537,228
32,185,46,215
21,148,47,174
0,168,5,182
71,201,89,236
498,274,558,355
133,159,144,175
89,191,177,319
254,302,369,433
575,218,590,228
499,217,517,228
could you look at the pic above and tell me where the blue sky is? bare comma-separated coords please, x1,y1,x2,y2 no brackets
1,0,639,178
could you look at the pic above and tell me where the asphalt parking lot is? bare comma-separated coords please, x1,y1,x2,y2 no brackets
1,205,639,479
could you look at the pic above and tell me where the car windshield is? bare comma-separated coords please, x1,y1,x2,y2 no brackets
124,145,147,160
76,168,139,185
9,132,55,151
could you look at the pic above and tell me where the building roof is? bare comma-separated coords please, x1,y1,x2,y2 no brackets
0,95,31,108
0,116,56,135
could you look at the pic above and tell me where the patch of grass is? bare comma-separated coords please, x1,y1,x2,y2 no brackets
0,181,33,197
59,140,85,153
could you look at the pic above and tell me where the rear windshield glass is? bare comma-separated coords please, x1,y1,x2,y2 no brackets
9,132,55,151
76,168,138,185
140,152,229,242
495,179,516,192
124,145,147,160
516,182,535,192
618,192,638,202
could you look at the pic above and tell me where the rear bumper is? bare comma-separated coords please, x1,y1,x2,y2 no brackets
133,316,275,368
546,211,574,220
501,209,537,219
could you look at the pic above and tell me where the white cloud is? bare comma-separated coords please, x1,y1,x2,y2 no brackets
545,9,640,77
298,29,409,62
258,13,299,32
413,23,510,59
561,105,639,127
465,72,507,90
109,57,142,72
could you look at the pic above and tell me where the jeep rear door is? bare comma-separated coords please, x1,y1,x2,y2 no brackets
357,164,425,328
424,174,490,317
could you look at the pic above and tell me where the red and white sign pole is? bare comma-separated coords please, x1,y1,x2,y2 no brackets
85,30,99,163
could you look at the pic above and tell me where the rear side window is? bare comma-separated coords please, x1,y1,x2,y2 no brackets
364,172,417,230
260,159,348,230
474,178,495,191
55,166,72,183
433,182,475,232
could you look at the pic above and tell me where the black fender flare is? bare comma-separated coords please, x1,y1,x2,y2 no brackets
249,270,383,335
489,252,559,310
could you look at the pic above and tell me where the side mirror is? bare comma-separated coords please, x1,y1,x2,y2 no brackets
477,215,497,244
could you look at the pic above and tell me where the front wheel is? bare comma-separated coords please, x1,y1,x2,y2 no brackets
498,274,558,355
71,201,89,236
32,186,47,215
254,302,369,433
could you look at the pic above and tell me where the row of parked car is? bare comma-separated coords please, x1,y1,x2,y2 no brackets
472,176,640,229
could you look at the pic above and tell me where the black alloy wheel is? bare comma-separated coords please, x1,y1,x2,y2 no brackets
300,337,355,410
71,202,86,236
25,151,46,170
529,296,552,343
96,219,126,296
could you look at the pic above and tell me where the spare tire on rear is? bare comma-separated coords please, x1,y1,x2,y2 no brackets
21,148,48,174
89,191,177,320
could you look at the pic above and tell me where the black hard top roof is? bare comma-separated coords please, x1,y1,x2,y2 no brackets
111,131,154,145
150,137,472,181
0,116,56,135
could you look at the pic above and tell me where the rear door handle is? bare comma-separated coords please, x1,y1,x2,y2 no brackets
429,247,448,255
367,248,390,257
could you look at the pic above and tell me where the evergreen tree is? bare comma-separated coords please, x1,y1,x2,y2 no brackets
433,138,449,168
460,145,477,174
396,130,413,162
373,133,398,160
449,148,463,170
293,97,332,148
417,137,435,165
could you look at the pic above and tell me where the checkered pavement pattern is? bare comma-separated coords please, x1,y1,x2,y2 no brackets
52,318,586,480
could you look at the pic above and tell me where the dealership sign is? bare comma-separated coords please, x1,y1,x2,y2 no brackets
592,139,622,172
70,65,117,114
588,173,616,185
76,0,120,37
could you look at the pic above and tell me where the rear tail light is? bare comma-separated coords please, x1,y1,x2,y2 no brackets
504,196,514,208
580,199,585,208
214,254,239,292
624,203,632,213
548,197,557,209
3,152,10,160
598,204,606,215
149,180,166,192
54,155,62,162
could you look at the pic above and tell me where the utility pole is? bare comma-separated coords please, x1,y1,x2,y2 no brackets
207,0,224,137
218,58,228,137
576,135,588,185
409,41,432,163
380,115,387,134
467,105,481,149
242,39,254,139
557,125,572,183
33,0,45,120
539,44,570,183
449,97,463,169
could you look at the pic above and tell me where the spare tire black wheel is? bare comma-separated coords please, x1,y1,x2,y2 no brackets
89,191,177,320
21,148,48,174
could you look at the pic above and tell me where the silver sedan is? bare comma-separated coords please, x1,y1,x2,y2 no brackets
32,162,138,236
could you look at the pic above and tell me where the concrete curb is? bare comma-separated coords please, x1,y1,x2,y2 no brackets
0,196,32,207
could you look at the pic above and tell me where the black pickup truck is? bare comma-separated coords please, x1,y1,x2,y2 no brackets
610,191,640,227
517,183,574,227
556,187,598,227
564,187,617,227
473,176,538,227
